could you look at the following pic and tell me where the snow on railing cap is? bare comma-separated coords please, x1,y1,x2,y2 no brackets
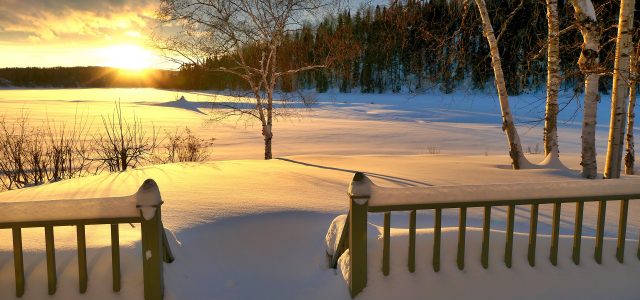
136,179,163,220
348,172,374,205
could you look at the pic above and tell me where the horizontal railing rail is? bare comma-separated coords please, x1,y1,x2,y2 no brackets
0,179,174,300
330,172,640,298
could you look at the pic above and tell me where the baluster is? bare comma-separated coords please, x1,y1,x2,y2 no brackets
12,228,24,298
573,201,584,265
616,199,629,263
595,200,606,264
383,212,390,276
433,208,442,272
481,206,491,269
457,207,467,270
111,224,121,292
550,202,561,266
505,205,515,268
408,210,416,273
528,204,538,267
45,226,57,295
77,225,88,293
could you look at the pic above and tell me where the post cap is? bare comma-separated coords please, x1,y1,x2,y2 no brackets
136,179,163,220
348,172,372,205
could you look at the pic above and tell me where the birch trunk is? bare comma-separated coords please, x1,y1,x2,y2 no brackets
473,0,527,169
264,126,273,160
571,0,600,179
544,0,560,157
604,0,636,179
624,45,639,174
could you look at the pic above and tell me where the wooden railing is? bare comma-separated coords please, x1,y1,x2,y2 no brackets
329,172,640,298
0,179,174,300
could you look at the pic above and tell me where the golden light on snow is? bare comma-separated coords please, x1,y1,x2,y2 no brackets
100,44,155,70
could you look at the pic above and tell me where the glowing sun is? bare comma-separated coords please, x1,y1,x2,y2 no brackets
101,45,155,70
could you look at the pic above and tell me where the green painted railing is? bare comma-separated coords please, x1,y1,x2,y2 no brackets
330,172,640,298
0,179,174,300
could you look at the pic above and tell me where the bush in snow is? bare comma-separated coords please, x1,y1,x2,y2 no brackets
155,127,214,163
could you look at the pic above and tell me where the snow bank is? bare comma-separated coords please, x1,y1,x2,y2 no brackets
349,173,640,207
0,179,161,223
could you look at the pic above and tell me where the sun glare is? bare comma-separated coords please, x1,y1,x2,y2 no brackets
101,45,154,70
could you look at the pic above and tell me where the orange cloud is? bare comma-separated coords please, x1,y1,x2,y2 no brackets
0,0,157,43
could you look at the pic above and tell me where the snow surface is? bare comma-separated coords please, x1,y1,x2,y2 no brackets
2,156,640,299
1,88,640,299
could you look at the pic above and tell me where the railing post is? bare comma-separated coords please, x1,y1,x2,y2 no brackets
137,179,167,300
140,205,165,300
348,172,371,298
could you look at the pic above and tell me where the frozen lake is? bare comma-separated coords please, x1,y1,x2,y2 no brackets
0,87,622,162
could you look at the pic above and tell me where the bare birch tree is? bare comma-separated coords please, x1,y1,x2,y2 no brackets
155,0,340,160
571,0,600,179
604,0,636,179
472,0,527,169
544,0,560,157
624,43,639,174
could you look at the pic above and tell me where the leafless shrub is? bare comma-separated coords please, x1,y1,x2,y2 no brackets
0,112,90,190
0,114,31,190
0,103,218,191
156,127,215,163
426,144,441,155
45,113,91,182
92,101,159,172
526,143,542,155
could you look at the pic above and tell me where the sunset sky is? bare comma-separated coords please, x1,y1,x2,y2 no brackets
0,0,168,69
0,0,380,70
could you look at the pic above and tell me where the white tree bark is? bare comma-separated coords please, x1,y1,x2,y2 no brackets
544,0,560,157
624,44,639,174
604,0,636,179
571,0,600,179
473,0,527,169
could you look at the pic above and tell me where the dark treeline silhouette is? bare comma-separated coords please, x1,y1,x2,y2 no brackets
0,0,635,94
0,67,180,88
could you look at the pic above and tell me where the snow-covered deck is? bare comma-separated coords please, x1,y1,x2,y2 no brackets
2,155,639,299
349,172,640,208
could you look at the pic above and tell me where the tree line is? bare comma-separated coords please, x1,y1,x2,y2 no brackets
1,0,634,95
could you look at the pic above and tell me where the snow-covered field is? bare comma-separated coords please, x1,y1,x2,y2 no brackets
0,88,639,299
